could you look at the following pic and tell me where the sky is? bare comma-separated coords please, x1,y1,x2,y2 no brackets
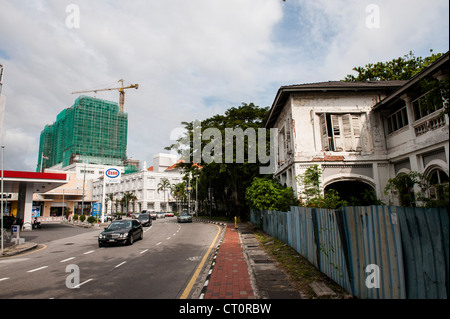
0,0,448,172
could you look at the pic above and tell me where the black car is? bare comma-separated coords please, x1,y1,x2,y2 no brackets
0,215,16,229
98,220,143,247
137,213,152,227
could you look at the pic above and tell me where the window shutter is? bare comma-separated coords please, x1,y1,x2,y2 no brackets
352,114,362,151
342,114,353,151
331,114,343,151
286,121,292,154
319,113,329,151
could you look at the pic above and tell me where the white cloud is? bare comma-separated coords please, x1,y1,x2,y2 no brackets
2,127,38,170
0,0,448,171
293,0,450,80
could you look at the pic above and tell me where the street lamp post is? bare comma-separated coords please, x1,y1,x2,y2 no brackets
1,145,5,256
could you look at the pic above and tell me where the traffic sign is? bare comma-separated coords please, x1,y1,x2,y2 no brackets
92,203,101,218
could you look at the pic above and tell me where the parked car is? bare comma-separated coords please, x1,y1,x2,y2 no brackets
156,212,165,219
149,212,157,220
0,215,16,229
103,214,115,222
98,219,143,247
165,212,174,217
137,213,152,227
177,212,192,223
131,212,140,219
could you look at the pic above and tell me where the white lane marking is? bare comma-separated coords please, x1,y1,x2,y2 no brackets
0,258,30,264
144,226,152,233
140,249,148,254
60,257,76,263
27,266,48,273
73,278,93,288
115,261,127,268
156,242,162,246
83,250,95,255
167,237,171,240
0,278,10,282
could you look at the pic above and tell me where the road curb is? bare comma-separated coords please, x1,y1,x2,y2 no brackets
193,218,227,226
199,231,225,299
191,223,226,299
0,242,38,258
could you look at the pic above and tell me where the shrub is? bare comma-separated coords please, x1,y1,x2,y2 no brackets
245,177,298,211
87,216,96,224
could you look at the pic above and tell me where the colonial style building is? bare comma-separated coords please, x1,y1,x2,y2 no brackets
265,52,449,205
92,153,184,213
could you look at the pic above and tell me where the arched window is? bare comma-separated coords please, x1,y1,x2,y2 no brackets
427,168,449,201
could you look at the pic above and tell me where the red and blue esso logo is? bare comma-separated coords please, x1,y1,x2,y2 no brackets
105,168,120,179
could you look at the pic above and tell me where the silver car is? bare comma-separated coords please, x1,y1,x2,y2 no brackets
156,212,165,219
177,212,192,223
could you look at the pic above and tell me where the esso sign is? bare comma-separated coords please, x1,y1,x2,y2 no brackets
105,169,120,178
105,168,121,183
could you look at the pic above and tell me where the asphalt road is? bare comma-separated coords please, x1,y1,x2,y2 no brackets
0,218,221,299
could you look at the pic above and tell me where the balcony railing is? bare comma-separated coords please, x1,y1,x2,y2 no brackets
414,112,446,136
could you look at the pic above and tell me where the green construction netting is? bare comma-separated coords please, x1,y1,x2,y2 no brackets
37,96,128,171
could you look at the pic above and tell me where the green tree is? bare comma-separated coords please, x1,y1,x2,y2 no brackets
384,171,426,207
172,182,187,202
166,103,270,221
296,165,348,209
296,164,322,206
418,76,449,115
121,192,137,214
245,177,298,212
384,170,449,208
344,50,444,82
157,178,171,212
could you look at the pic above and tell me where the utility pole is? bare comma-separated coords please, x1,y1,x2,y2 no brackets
1,145,5,256
1,64,5,255
81,163,86,216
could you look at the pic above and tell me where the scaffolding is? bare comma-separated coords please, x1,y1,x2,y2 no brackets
37,96,128,171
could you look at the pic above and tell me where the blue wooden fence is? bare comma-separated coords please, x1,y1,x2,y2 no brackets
250,205,449,299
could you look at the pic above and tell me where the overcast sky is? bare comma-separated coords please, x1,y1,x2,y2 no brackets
0,0,448,172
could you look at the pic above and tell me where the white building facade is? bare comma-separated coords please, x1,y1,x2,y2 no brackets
92,153,184,213
265,53,449,206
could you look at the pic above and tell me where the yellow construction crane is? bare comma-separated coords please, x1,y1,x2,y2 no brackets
72,79,139,112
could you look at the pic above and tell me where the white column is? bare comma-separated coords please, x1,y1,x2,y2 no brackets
18,183,34,231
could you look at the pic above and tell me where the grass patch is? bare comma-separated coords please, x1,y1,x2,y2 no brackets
253,229,350,299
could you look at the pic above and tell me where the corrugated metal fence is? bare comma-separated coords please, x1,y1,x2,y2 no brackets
250,206,449,299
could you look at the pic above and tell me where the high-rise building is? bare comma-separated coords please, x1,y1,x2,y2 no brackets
37,96,128,172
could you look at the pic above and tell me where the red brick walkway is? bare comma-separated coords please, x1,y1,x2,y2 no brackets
203,226,255,299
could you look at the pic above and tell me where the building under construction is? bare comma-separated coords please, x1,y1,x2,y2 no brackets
37,96,128,171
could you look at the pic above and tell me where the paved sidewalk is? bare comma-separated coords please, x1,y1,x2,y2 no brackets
202,225,255,299
201,222,303,300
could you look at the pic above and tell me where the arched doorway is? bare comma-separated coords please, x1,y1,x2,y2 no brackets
324,180,377,206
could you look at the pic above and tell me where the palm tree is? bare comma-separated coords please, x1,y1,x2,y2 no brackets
122,192,137,214
157,178,171,212
171,182,187,212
